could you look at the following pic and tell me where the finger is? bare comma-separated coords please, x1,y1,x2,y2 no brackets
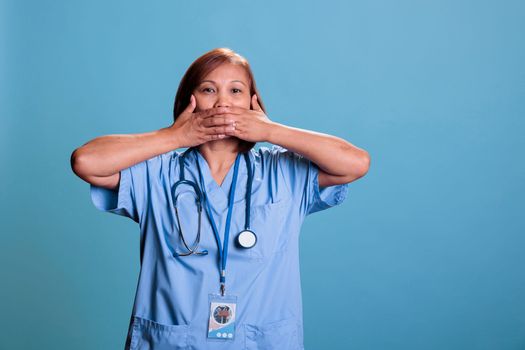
206,133,230,141
251,94,263,112
225,122,237,135
196,106,231,119
207,133,227,141
202,105,244,116
223,120,240,134
203,124,236,135
223,128,237,137
201,114,235,128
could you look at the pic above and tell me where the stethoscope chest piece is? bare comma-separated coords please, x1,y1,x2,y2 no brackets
236,230,257,249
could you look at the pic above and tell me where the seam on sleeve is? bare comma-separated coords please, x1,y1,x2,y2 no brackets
309,161,322,209
118,167,133,213
272,145,293,198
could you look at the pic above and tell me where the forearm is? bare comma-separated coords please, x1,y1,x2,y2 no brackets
266,122,369,177
71,126,182,177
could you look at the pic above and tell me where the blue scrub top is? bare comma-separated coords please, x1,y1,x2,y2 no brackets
90,145,349,350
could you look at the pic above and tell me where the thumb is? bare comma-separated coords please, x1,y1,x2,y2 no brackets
251,94,263,111
185,94,196,113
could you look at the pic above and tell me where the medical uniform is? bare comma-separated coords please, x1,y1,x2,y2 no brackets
90,145,348,350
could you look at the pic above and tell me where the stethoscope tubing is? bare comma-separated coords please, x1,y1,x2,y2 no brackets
171,147,253,257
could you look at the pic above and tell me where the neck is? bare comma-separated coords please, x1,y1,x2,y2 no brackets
197,138,242,172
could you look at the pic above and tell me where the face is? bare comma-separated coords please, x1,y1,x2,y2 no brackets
193,63,251,112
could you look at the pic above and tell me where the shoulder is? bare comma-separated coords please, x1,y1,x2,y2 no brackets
251,145,311,180
142,149,180,165
126,150,180,178
252,144,300,163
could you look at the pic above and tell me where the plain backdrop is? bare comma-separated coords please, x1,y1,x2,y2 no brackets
1,0,524,349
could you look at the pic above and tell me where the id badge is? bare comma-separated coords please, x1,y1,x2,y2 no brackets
207,293,237,340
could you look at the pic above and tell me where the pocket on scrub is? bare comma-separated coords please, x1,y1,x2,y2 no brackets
245,198,291,260
244,317,301,350
129,316,189,350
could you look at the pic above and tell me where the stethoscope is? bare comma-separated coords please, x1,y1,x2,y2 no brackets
171,147,257,257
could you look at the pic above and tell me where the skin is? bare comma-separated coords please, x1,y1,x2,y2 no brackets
71,63,370,190
181,63,270,185
175,62,370,188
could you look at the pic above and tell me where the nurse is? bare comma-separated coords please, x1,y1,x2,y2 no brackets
71,47,370,350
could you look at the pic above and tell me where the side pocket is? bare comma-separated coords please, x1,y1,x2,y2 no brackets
129,316,189,350
244,317,301,350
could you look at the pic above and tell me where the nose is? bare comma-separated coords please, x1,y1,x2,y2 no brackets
214,101,230,108
214,91,231,108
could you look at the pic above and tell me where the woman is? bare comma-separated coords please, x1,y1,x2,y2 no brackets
71,47,370,350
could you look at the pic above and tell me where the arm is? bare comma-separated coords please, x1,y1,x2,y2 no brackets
71,98,233,190
70,126,182,190
266,123,370,188
201,96,370,188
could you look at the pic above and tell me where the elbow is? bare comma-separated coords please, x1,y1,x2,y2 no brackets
359,151,371,176
71,149,79,173
339,151,370,184
348,151,370,181
70,148,88,178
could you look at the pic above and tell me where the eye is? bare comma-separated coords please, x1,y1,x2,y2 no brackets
202,87,215,93
232,88,242,94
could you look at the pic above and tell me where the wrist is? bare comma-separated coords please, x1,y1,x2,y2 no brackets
265,121,284,144
160,125,185,150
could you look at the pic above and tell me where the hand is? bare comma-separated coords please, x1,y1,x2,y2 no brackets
221,94,275,143
169,95,234,148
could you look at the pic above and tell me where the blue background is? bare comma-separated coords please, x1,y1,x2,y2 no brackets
1,0,524,349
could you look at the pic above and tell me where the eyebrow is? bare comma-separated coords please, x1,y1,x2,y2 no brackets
199,80,247,87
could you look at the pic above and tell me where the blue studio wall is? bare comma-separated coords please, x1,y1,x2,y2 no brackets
1,0,524,349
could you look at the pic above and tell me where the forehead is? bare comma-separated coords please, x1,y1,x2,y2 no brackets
201,63,249,84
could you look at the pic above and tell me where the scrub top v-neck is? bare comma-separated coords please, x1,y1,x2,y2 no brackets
90,145,349,350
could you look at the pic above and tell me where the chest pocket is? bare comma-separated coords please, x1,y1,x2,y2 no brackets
229,197,292,261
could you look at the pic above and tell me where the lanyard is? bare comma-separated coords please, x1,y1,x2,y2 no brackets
195,149,242,296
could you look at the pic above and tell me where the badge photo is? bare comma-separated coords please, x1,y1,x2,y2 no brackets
207,294,237,340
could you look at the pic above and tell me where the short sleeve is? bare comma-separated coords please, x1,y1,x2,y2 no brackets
274,145,349,216
89,159,150,224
